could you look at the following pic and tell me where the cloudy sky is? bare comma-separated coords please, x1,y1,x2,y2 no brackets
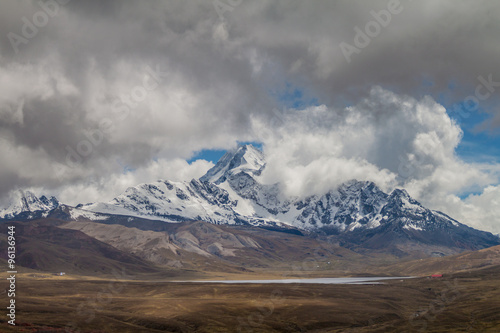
1,0,500,232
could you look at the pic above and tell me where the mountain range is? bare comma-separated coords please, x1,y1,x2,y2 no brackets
1,144,499,257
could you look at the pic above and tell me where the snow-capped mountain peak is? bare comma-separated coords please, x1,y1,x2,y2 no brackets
80,179,243,224
384,188,427,215
2,147,498,255
0,190,59,219
200,144,265,184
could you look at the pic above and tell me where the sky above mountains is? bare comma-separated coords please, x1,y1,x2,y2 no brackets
0,0,499,232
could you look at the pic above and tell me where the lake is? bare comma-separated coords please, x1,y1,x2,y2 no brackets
174,277,413,284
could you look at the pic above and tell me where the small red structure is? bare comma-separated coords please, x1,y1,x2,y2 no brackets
431,274,443,278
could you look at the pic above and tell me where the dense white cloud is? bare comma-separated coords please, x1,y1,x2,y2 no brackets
55,158,213,206
433,185,500,234
253,87,500,232
461,186,500,233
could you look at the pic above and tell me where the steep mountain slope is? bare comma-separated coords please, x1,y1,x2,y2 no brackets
82,179,241,224
0,221,159,275
78,146,296,228
291,180,389,231
322,187,500,255
200,143,265,184
0,190,59,220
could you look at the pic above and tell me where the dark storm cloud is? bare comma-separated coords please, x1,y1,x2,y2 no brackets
1,96,87,159
225,0,500,120
0,0,499,203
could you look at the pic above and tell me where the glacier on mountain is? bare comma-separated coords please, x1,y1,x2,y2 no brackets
71,145,469,235
2,144,499,252
2,144,499,256
0,190,59,220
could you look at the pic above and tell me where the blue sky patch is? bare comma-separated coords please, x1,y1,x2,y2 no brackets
274,82,320,109
187,149,227,165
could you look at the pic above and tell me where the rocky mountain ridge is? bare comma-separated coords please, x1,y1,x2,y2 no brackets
1,144,499,254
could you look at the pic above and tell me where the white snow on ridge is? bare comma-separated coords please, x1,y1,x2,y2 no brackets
0,190,59,219
403,224,424,231
218,181,256,217
68,207,109,221
399,193,426,213
0,145,467,238
367,214,382,229
200,145,265,184
82,179,240,225
434,211,459,226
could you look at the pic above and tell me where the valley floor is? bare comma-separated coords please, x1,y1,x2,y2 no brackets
1,266,500,332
